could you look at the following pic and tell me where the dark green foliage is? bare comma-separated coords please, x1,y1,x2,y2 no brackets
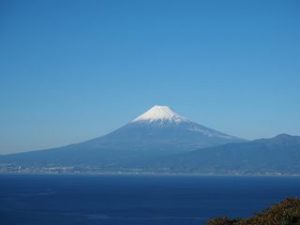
206,217,238,225
206,198,300,225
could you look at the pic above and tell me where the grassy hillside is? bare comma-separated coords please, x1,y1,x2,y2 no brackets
206,198,300,225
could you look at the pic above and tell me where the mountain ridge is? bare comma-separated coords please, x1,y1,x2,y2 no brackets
150,134,300,175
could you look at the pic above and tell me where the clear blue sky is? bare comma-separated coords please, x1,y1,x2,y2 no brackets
1,0,300,154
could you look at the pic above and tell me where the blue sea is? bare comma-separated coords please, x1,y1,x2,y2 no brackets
1,175,300,225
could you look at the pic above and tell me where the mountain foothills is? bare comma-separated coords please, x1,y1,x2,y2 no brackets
151,133,300,175
0,105,299,175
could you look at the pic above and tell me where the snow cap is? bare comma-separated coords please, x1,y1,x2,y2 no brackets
132,105,187,123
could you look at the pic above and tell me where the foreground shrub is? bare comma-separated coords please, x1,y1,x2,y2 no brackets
206,198,300,225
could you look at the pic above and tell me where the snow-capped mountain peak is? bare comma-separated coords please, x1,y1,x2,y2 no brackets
132,105,188,123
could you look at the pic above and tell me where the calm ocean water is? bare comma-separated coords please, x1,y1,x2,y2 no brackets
1,175,300,225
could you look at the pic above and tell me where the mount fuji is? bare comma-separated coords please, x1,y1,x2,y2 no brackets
0,105,244,170
98,105,243,152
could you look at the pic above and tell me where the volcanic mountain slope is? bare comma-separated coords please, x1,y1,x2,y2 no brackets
151,134,300,175
0,105,243,168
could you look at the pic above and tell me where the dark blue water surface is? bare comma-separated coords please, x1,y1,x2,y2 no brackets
1,175,300,225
